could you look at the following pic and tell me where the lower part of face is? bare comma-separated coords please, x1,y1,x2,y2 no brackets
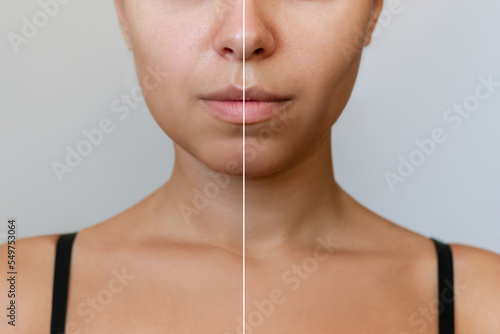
124,0,372,177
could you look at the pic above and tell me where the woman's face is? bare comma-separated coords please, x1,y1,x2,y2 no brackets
115,0,383,177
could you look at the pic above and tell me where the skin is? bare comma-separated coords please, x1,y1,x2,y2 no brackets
1,0,500,333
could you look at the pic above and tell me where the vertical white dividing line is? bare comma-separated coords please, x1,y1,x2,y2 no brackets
242,0,246,333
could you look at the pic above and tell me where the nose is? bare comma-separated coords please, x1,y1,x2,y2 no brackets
213,0,276,61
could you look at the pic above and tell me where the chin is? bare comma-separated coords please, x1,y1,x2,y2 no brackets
191,144,245,176
244,147,301,178
192,145,291,178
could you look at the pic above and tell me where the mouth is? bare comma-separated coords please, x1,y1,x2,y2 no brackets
200,85,292,124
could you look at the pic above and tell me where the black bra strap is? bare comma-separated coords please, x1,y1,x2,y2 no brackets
430,238,455,334
51,232,78,334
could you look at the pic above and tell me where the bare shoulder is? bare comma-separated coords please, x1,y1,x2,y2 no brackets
450,243,500,333
0,234,61,333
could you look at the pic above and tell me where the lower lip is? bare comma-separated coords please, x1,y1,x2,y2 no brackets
200,99,291,124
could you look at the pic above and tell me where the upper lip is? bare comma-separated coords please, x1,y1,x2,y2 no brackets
201,85,290,102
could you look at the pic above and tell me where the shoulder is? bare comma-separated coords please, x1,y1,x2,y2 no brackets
0,234,61,332
449,243,500,333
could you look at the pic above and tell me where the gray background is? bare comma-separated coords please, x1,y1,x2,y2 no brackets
1,0,499,253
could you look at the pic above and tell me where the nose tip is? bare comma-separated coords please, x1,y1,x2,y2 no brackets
213,2,275,61
243,29,273,60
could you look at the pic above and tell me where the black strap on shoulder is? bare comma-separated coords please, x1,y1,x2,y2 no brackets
430,237,455,334
51,232,78,334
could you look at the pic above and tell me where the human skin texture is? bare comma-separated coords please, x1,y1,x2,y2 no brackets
1,1,499,333
117,0,379,178
111,0,386,255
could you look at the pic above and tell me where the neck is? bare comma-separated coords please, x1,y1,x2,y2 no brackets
148,131,353,257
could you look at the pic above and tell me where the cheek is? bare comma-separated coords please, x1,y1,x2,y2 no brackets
249,4,369,167
124,6,245,173
130,17,197,94
291,6,369,119
126,9,207,132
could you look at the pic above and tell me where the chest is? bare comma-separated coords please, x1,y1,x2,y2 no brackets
63,265,440,334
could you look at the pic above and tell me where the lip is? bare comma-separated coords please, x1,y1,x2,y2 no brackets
199,85,292,124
